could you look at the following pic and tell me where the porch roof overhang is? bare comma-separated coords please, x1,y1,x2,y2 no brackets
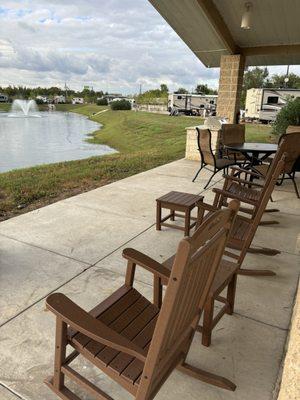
148,0,300,67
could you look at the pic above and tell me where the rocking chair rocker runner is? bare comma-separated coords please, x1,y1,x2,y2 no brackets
192,128,236,189
45,202,239,400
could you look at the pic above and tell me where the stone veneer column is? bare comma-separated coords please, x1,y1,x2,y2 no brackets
217,54,245,123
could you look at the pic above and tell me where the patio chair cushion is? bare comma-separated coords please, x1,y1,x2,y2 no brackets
68,285,159,387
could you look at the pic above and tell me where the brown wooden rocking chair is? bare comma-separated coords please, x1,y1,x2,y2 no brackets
45,202,239,399
214,134,295,219
155,156,285,347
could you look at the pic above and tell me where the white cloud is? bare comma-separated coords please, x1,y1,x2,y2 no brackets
0,1,299,94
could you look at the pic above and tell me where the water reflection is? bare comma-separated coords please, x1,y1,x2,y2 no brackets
0,111,116,173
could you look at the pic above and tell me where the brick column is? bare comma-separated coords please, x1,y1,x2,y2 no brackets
217,54,245,123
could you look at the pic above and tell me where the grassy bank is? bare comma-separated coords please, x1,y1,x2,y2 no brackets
0,104,273,220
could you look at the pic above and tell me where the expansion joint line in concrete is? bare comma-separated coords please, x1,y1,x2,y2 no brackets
0,223,156,329
0,383,24,400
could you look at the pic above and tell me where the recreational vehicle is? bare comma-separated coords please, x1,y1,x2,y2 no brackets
168,93,217,116
245,88,300,123
72,97,84,104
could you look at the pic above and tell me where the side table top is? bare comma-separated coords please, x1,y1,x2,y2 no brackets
156,191,204,207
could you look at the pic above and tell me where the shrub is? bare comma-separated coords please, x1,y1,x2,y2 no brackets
97,98,108,106
110,100,131,110
273,98,300,135
35,98,45,105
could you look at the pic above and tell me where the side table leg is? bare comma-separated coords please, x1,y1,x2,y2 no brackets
170,209,175,221
156,201,162,231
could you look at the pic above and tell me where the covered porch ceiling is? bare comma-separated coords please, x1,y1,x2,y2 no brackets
149,0,300,67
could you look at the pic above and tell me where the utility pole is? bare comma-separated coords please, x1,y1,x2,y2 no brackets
139,83,142,95
284,65,290,88
64,82,68,100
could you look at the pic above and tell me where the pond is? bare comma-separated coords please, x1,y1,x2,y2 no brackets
0,111,116,173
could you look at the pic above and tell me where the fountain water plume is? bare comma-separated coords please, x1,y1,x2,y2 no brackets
9,99,41,117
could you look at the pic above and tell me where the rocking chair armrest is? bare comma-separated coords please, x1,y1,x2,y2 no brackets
46,293,147,362
197,201,218,212
122,248,171,280
212,188,258,206
222,174,264,187
229,167,261,178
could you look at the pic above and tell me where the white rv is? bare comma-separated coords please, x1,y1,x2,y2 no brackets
168,93,217,116
245,88,300,123
72,97,84,104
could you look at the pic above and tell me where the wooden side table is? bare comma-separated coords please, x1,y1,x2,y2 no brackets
156,191,204,236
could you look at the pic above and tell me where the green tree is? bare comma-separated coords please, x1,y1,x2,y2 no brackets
271,73,300,89
160,84,169,93
194,84,217,95
174,87,189,94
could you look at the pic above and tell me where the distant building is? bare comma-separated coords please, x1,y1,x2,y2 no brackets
36,95,48,103
0,93,9,103
53,95,66,104
168,93,217,116
72,97,84,105
99,94,123,103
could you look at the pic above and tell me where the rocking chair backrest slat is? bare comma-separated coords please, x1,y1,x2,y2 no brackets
256,135,287,193
278,132,300,174
196,128,215,166
137,203,238,399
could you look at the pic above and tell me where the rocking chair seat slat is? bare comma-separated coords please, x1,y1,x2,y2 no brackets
210,260,237,296
68,286,159,386
224,182,261,202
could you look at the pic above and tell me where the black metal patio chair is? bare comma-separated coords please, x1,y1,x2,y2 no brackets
192,128,236,189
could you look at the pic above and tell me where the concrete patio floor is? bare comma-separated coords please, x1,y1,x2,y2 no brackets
0,158,299,400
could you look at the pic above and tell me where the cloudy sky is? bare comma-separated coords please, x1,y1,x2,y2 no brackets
0,0,299,94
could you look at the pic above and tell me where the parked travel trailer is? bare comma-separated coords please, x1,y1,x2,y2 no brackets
245,88,300,123
72,97,84,104
168,93,217,116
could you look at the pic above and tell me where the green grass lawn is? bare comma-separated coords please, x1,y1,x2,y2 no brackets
0,104,274,220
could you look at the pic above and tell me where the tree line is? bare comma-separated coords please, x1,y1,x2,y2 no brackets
0,85,105,103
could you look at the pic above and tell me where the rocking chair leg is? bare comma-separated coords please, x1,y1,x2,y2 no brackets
259,220,279,226
264,208,280,213
45,318,69,398
53,317,67,390
201,298,214,347
238,268,276,277
227,274,237,315
177,363,236,391
153,276,163,309
247,247,281,256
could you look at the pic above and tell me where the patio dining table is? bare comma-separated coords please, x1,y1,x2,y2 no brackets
225,142,278,172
